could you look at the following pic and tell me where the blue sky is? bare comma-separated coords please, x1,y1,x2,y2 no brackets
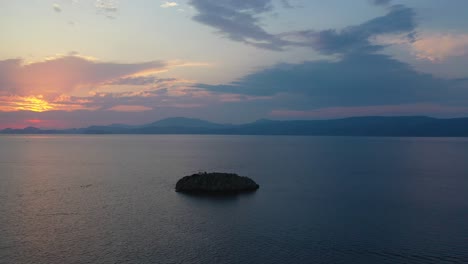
1,0,468,128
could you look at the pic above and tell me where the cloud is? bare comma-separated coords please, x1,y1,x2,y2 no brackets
0,55,167,97
196,52,455,107
95,0,118,18
412,33,468,61
188,0,288,50
95,0,118,12
0,95,96,112
107,105,153,112
280,0,293,9
107,76,177,86
0,86,276,128
373,32,468,62
188,1,416,54
191,4,460,112
161,1,178,8
53,3,62,13
370,0,392,6
285,5,416,55
4,2,468,126
4,3,445,123
0,54,214,115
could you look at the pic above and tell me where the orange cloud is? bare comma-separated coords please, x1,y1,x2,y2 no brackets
0,95,53,112
0,95,97,112
0,55,210,113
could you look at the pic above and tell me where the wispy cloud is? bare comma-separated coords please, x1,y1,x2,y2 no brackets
107,76,177,86
161,1,178,8
53,3,62,13
280,0,293,9
107,105,153,112
94,0,118,18
188,0,288,50
95,0,118,12
285,5,416,55
188,0,416,53
370,0,392,6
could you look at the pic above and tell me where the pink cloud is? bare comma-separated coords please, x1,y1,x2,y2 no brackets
374,32,468,61
107,105,153,112
412,33,468,61
0,118,66,129
0,56,167,97
0,55,212,113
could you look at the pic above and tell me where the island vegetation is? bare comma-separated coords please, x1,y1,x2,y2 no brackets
175,172,259,194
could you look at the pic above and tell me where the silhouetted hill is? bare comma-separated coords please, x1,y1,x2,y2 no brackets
1,127,41,134
229,116,468,136
2,116,468,137
143,117,227,128
80,117,228,134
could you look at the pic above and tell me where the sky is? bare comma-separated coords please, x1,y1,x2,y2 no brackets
1,0,468,128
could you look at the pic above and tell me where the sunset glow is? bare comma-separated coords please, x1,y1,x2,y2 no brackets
2,2,468,263
18,96,54,112
0,96,54,112
1,1,468,129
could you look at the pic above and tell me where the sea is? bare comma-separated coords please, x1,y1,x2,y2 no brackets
1,135,467,264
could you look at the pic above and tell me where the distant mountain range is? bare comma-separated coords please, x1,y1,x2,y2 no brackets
2,116,468,137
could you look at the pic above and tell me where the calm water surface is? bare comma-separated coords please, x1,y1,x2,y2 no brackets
1,135,468,264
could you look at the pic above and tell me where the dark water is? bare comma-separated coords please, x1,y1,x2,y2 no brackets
1,135,468,264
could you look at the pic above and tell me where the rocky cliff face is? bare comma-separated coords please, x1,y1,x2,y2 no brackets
175,172,259,193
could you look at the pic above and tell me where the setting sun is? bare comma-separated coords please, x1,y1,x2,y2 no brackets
11,96,53,112
2,1,468,264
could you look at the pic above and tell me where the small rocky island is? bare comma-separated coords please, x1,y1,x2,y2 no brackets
175,172,259,193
